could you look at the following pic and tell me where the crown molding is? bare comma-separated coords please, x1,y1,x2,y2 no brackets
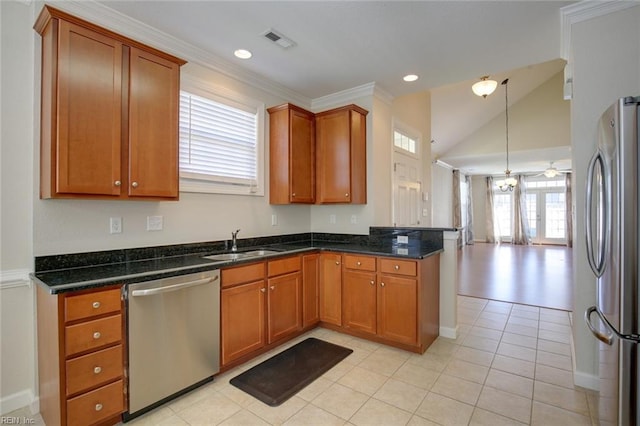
561,0,639,60
311,82,382,111
46,0,310,106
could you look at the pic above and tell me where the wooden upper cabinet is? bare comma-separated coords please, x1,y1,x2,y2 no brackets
316,104,368,204
268,104,315,204
34,6,185,200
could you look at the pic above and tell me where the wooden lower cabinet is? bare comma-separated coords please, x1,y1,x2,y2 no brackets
302,253,320,327
36,285,125,426
319,252,342,325
267,272,302,343
342,269,377,335
221,256,303,368
377,274,418,345
221,280,266,366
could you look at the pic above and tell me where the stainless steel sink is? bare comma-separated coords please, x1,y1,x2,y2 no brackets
203,249,280,262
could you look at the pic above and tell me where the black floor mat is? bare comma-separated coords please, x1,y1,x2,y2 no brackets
229,337,353,406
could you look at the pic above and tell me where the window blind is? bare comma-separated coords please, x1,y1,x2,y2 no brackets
179,91,258,186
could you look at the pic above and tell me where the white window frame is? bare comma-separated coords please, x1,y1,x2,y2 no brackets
179,75,265,196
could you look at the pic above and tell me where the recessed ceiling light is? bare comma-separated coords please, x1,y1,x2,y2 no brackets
234,49,252,59
403,74,419,82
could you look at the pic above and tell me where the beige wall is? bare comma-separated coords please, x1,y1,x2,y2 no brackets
443,71,569,159
0,0,37,414
570,4,640,388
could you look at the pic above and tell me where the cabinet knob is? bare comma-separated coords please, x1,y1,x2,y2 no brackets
95,403,103,412
131,181,139,188
260,288,266,293
270,286,275,291
292,193,296,197
94,366,102,374
370,280,375,285
93,332,101,340
357,261,361,266
114,180,122,187
92,301,101,309
381,282,385,287
345,193,349,197
394,265,400,271
335,261,340,265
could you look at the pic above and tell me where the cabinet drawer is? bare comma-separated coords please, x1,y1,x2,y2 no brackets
66,345,123,396
343,255,376,271
65,288,121,323
222,262,265,288
65,314,122,356
379,258,417,277
268,256,301,277
66,379,124,426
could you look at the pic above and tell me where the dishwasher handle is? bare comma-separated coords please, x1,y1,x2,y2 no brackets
130,275,218,297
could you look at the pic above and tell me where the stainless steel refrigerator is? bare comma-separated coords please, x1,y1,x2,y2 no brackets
585,96,640,425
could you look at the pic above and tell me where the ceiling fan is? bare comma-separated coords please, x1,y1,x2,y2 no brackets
534,161,570,178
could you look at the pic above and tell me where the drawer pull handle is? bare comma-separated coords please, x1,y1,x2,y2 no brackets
94,366,102,374
92,301,101,309
394,265,400,270
93,332,101,340
95,403,103,412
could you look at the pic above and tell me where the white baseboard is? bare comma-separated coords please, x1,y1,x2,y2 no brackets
439,326,458,339
0,389,37,416
573,370,599,391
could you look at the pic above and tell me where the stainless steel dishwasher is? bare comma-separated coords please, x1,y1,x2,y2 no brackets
124,270,220,420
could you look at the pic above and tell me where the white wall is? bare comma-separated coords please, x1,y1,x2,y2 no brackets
569,4,640,389
443,71,570,159
471,176,487,242
0,0,37,415
431,162,453,227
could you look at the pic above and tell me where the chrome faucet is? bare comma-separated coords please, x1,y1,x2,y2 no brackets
231,229,241,252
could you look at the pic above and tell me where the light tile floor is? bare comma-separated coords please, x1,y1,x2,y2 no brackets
8,296,598,425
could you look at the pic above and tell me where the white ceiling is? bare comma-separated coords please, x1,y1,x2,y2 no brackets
91,0,576,173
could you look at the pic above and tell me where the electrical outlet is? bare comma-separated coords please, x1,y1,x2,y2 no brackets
271,214,278,226
109,217,122,234
146,215,163,231
329,214,336,224
350,214,357,224
397,235,409,244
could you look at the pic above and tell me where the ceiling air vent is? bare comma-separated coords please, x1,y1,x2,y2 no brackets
262,29,296,49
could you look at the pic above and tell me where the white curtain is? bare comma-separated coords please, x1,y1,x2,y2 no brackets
452,170,461,228
565,173,573,247
485,177,496,243
465,175,474,244
512,174,531,245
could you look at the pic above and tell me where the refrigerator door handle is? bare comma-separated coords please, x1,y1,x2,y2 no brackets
585,152,607,277
585,306,640,344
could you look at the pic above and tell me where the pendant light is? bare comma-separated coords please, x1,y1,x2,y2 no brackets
496,78,517,192
472,76,498,98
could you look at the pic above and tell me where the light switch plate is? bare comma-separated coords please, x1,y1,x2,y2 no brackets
146,215,163,231
329,214,336,224
109,217,122,234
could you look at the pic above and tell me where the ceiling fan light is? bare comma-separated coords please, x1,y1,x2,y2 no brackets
544,168,558,178
472,76,498,98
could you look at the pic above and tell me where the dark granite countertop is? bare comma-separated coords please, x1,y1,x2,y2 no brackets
32,228,445,294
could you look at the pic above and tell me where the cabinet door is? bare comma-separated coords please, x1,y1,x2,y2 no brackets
267,272,302,344
55,20,122,196
221,280,266,365
316,109,351,203
342,270,377,335
128,46,180,198
377,275,418,345
302,254,320,327
318,253,342,325
289,109,315,203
